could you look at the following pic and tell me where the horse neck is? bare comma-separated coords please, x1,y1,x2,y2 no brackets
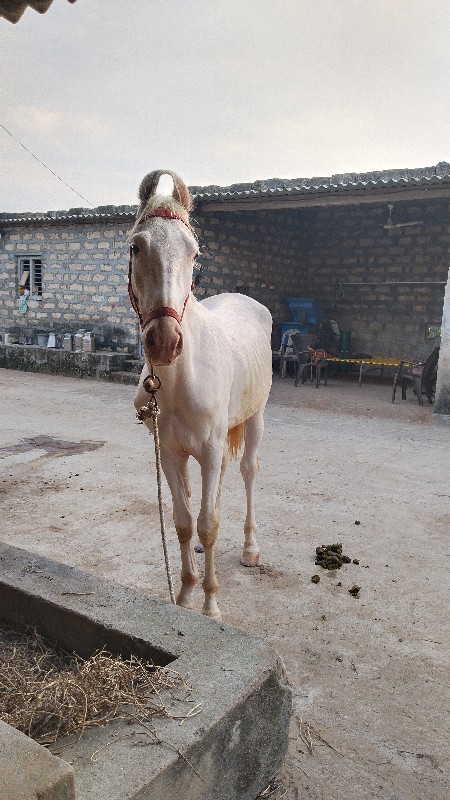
179,293,205,348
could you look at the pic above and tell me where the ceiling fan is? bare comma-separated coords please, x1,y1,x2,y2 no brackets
383,203,423,229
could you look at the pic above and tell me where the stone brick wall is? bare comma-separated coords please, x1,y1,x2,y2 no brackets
0,216,138,352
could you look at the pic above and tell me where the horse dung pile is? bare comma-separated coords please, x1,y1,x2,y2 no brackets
311,543,362,597
315,543,352,570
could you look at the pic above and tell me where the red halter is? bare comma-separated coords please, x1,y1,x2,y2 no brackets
128,208,193,329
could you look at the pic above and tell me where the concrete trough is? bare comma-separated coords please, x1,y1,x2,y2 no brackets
0,542,291,800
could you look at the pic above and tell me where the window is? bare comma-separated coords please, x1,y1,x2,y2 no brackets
17,256,42,297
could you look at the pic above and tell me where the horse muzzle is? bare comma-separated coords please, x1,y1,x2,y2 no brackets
143,316,183,365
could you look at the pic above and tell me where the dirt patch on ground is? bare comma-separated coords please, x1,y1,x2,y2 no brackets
0,434,104,458
1,369,449,800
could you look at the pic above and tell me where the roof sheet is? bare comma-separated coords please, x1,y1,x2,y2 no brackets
0,206,137,224
191,161,450,201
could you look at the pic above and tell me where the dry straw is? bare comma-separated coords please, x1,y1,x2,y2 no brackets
0,623,196,745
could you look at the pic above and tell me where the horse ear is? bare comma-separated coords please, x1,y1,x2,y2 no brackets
138,171,166,205
168,171,192,213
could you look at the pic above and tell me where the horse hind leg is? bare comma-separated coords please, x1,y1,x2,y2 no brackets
240,408,265,567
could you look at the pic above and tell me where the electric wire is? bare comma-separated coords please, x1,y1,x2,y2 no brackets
1,123,95,207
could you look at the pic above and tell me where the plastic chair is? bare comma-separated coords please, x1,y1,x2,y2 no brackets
392,347,440,405
278,328,303,377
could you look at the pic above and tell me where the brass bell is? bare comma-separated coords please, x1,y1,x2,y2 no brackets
143,373,161,393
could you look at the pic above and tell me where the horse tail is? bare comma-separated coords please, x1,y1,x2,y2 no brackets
227,423,244,461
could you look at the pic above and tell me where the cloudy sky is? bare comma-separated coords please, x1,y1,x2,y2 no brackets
1,0,449,212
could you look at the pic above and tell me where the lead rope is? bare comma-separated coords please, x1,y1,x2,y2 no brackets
137,368,176,604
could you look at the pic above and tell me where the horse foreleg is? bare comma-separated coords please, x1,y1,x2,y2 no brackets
240,408,265,567
197,448,224,621
194,447,228,555
161,451,198,610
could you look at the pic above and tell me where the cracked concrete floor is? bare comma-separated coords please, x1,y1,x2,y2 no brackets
1,368,449,800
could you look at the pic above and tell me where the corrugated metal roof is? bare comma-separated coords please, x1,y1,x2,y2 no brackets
1,162,449,224
0,0,76,24
191,161,450,202
0,206,137,224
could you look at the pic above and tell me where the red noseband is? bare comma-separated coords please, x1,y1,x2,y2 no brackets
128,208,193,329
139,298,190,330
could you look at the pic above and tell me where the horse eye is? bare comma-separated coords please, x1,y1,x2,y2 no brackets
131,243,140,255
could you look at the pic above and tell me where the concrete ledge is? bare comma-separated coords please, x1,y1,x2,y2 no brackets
0,343,140,382
0,542,292,800
0,721,75,800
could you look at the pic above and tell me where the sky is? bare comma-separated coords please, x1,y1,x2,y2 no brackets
1,0,449,212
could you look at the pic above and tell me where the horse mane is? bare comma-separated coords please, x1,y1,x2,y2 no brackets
135,170,192,228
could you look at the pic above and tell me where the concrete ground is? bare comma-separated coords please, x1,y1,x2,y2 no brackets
1,367,449,800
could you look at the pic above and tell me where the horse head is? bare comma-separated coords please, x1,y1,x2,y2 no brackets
128,171,198,366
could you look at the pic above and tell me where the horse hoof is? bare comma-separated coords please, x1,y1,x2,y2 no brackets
240,553,259,567
176,597,194,611
202,608,222,622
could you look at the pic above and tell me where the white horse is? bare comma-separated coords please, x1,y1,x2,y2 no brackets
130,170,272,621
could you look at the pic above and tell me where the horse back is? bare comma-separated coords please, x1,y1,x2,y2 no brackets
201,292,272,339
201,293,273,424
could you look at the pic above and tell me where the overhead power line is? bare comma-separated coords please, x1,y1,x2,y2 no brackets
1,123,95,207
